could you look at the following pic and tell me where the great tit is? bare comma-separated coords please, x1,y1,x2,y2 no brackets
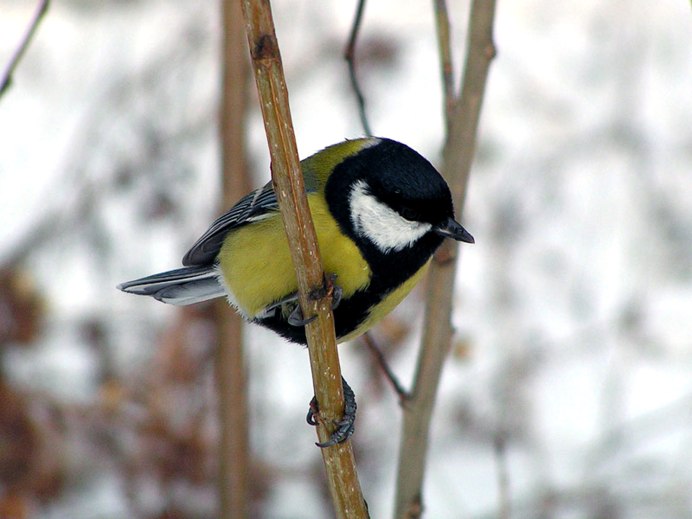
118,137,473,445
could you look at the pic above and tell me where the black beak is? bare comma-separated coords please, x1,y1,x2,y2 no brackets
434,217,475,243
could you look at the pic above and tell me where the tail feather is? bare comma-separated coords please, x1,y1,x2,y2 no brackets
117,265,225,306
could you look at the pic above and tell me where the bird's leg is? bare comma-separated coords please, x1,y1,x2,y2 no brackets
306,376,357,448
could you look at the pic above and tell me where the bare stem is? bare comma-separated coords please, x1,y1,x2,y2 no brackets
393,1,497,517
432,0,455,127
344,0,373,136
240,1,368,517
446,0,497,206
0,0,50,98
362,332,409,401
495,432,512,519
215,1,252,517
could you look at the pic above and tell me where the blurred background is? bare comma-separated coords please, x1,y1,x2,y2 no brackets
1,0,691,517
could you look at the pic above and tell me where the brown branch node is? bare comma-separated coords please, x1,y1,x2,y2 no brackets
252,33,278,60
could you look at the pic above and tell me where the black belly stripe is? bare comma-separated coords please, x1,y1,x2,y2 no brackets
254,232,444,345
254,292,372,345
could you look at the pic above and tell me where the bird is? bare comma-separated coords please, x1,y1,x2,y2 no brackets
118,137,474,445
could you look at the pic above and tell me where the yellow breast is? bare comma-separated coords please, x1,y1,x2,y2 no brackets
217,194,371,318
337,260,430,343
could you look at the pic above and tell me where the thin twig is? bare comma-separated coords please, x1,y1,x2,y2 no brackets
0,0,50,98
215,1,251,517
362,333,410,401
240,1,368,517
433,0,455,127
393,1,497,517
494,432,512,519
344,0,372,136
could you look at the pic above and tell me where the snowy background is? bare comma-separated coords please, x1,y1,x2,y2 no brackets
1,0,691,518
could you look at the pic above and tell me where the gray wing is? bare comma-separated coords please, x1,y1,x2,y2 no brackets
182,181,278,266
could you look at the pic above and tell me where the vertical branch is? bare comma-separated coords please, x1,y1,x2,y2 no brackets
215,1,252,518
344,0,373,136
444,0,497,207
393,1,497,518
240,1,368,517
494,433,512,519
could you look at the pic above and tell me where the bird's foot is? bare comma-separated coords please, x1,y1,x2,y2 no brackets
306,376,357,448
287,305,318,327
287,274,342,327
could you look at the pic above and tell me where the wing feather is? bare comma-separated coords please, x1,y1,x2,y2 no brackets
182,152,327,267
182,181,278,266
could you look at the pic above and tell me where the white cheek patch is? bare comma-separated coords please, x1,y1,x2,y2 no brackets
349,180,432,253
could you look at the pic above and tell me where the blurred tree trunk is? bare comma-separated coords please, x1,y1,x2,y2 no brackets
215,0,251,517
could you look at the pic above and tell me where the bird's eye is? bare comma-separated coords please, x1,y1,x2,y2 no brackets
399,207,419,221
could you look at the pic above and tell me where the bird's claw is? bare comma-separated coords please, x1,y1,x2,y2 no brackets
287,274,342,327
287,305,318,327
306,376,357,448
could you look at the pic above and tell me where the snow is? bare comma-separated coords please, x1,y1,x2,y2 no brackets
1,0,691,517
